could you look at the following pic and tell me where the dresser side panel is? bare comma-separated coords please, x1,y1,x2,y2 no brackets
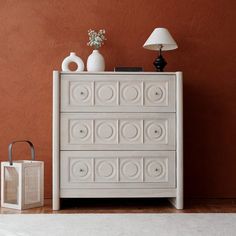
53,71,60,210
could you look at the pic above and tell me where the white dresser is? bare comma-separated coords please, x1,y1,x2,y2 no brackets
53,72,183,210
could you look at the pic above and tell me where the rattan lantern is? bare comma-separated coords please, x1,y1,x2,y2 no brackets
1,140,44,210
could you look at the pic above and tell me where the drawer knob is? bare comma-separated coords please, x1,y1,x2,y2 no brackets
80,91,84,95
80,130,83,133
79,169,84,172
155,168,159,172
155,92,159,95
154,130,158,133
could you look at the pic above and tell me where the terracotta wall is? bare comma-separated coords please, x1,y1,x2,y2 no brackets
0,0,235,198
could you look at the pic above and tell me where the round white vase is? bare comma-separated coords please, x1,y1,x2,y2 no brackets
87,50,105,72
61,52,84,72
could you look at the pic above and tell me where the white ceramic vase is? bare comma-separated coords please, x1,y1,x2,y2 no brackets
61,52,84,72
87,50,105,72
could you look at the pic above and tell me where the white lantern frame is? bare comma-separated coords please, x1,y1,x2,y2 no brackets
1,140,44,210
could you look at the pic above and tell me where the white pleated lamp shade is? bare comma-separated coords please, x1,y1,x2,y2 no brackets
143,28,178,51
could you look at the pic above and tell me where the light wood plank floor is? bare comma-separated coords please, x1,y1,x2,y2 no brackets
1,198,236,214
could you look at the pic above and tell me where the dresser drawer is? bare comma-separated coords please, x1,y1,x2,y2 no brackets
60,151,175,188
60,113,175,150
61,74,175,112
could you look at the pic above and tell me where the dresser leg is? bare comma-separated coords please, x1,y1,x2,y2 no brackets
168,197,183,209
52,197,60,210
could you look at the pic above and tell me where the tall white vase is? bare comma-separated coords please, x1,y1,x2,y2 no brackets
87,50,105,72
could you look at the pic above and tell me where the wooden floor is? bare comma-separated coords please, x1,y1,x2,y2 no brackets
1,198,236,214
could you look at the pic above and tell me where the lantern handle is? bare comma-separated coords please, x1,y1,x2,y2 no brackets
8,140,35,165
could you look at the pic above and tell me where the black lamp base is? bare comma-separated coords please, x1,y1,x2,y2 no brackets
153,54,167,72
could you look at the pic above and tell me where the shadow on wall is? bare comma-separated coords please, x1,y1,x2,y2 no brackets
183,79,236,197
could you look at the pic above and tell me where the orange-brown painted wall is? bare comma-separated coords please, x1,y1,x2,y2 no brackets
0,0,235,198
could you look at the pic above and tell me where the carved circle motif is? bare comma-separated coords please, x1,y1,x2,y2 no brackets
97,161,114,177
146,86,164,103
97,122,115,140
71,161,89,178
122,161,140,178
146,122,164,140
121,85,140,103
71,84,90,103
146,161,164,178
121,122,140,141
97,85,115,102
71,123,89,139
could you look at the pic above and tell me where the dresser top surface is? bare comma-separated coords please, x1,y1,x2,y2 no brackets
56,71,182,76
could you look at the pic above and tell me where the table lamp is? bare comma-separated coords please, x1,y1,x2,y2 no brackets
143,28,178,72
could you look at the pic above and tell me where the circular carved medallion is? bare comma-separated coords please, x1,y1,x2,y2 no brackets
121,85,140,103
97,161,114,177
146,86,163,103
121,122,140,141
72,85,90,103
146,161,164,178
97,122,115,140
71,161,89,178
122,161,140,178
97,85,114,102
71,123,89,139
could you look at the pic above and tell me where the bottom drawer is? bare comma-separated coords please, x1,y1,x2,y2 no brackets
60,151,175,189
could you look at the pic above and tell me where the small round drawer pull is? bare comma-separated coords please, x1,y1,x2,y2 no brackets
80,92,84,95
79,169,84,172
154,130,158,133
80,130,83,133
155,168,159,172
155,92,159,95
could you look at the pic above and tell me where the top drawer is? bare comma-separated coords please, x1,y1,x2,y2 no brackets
61,74,176,112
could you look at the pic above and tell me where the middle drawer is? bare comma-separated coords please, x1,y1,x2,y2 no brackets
60,113,175,150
